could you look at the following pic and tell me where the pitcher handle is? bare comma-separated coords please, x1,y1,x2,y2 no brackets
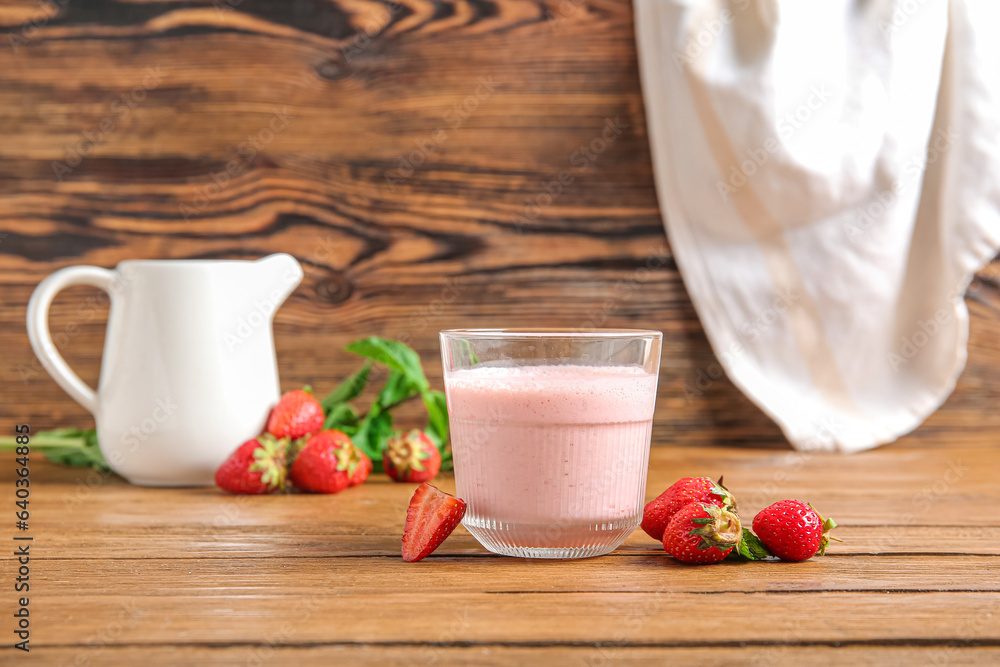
26,266,117,416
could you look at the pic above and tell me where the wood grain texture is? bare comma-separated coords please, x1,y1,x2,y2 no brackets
29,447,1000,557
4,443,1000,665
1,0,999,449
22,647,1000,667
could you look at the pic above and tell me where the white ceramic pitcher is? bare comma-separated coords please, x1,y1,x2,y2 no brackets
26,253,303,486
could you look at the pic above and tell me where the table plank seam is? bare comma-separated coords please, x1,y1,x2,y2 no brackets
482,589,1000,595
5,551,1000,562
17,639,1000,651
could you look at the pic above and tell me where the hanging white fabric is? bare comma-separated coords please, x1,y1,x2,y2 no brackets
634,0,1000,451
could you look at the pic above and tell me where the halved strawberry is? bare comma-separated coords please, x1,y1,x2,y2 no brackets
401,483,467,562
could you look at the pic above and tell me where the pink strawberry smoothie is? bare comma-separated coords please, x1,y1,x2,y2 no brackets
444,365,658,551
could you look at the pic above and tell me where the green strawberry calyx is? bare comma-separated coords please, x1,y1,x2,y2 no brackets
285,434,311,469
386,430,432,474
810,504,841,556
334,440,363,477
730,528,772,561
689,503,742,551
713,475,739,514
248,433,289,491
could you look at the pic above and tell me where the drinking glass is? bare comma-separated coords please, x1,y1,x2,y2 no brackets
440,329,662,558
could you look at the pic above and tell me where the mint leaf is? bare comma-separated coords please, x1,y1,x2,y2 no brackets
376,370,421,410
352,370,420,466
0,429,111,470
323,403,360,432
729,528,772,561
421,390,451,470
317,337,449,473
352,407,394,464
456,338,480,366
321,363,371,410
346,337,429,392
420,424,452,470
422,390,449,443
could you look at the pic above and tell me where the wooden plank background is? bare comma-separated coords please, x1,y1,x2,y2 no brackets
1,0,999,448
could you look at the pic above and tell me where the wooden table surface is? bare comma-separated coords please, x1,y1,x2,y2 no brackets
6,439,998,666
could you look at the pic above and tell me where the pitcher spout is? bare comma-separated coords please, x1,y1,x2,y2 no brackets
253,253,303,307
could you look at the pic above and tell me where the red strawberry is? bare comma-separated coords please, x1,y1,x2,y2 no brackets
662,501,742,564
752,499,838,562
350,450,373,487
383,430,441,483
402,483,467,562
289,430,363,494
266,389,324,440
215,434,288,495
642,476,736,541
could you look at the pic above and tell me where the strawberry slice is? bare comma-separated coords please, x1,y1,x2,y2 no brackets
402,483,467,562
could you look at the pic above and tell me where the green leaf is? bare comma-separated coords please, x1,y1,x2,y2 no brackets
320,363,371,411
375,370,422,410
352,407,395,464
323,403,360,432
0,429,111,470
422,390,449,444
420,428,452,470
319,338,448,472
346,337,429,392
421,390,451,470
729,529,772,561
457,338,480,366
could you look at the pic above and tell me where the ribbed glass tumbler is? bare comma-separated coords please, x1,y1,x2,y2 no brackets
440,329,662,559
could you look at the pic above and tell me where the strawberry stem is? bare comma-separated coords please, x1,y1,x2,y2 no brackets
0,435,88,450
368,393,421,415
809,504,839,556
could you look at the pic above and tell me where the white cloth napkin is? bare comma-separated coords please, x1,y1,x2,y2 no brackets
634,0,1000,452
